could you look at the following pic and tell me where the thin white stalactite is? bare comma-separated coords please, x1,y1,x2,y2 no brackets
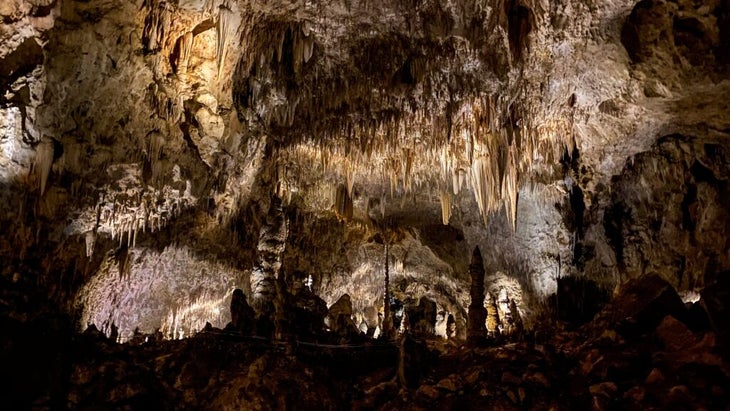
35,140,54,196
439,190,452,225
176,31,194,75
216,7,236,77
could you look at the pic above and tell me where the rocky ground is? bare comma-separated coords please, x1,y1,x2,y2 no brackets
2,273,727,411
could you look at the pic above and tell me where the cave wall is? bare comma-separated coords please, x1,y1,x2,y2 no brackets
605,135,730,290
77,245,247,341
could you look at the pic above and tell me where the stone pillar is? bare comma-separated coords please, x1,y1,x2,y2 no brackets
467,246,488,342
486,292,500,337
250,196,288,320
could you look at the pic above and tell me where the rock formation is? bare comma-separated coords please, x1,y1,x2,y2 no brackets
326,293,359,338
251,195,288,317
405,296,438,338
485,292,500,337
1,0,730,407
467,247,488,342
446,313,456,339
229,288,255,335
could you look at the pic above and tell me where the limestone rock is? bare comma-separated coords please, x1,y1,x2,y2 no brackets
599,274,687,338
327,293,358,337
644,78,672,98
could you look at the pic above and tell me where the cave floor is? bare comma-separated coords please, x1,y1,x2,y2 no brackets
3,312,728,411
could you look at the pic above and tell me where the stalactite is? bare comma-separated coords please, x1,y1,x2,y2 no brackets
334,184,353,221
346,162,355,196
402,148,413,192
501,146,519,231
175,32,194,75
302,35,314,63
439,190,452,225
217,7,235,76
85,230,96,258
382,238,392,340
271,79,568,231
34,140,54,196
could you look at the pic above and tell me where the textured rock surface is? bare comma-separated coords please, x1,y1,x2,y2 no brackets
604,135,730,289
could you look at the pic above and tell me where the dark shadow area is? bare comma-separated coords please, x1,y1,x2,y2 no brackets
548,276,610,326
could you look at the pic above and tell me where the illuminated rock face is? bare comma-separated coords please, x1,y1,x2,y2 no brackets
76,246,245,342
0,0,729,344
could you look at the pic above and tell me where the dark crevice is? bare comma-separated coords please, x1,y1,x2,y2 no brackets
0,37,44,104
681,183,698,232
690,160,719,182
507,4,534,63
719,0,730,65
604,196,628,268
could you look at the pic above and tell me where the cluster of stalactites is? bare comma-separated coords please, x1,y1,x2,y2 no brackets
276,94,574,229
239,19,316,127
100,183,192,248
63,163,196,258
142,0,173,53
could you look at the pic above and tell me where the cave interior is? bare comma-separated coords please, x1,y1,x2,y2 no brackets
1,0,730,409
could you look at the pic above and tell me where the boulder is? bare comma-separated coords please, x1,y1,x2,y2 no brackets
654,315,697,352
327,294,359,337
291,287,328,337
405,296,437,338
603,274,687,338
230,289,255,335
700,273,730,352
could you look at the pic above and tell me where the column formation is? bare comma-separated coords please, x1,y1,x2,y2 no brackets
467,246,488,342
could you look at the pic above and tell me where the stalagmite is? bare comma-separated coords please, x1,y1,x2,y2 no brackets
230,289,255,335
250,196,288,321
497,287,515,335
467,247,488,342
485,292,500,337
